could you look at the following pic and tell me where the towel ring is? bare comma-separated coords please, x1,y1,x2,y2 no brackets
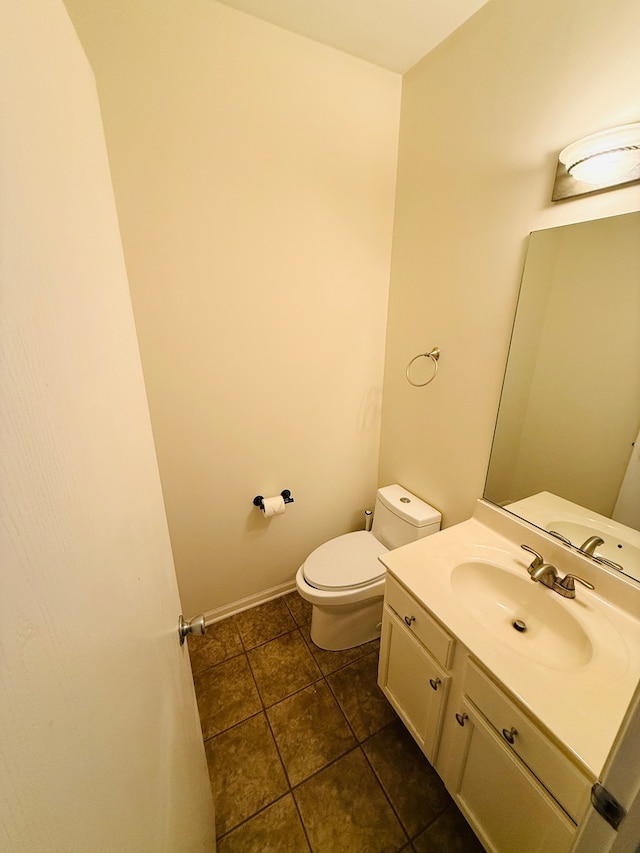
406,347,440,387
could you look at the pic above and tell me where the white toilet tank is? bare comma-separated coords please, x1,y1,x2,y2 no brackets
373,484,441,549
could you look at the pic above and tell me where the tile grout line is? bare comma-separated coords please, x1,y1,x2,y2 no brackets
291,613,411,851
229,608,318,848
358,738,412,848
195,596,435,851
267,597,315,851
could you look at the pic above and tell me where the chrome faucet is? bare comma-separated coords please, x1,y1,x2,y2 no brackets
578,535,624,571
521,545,558,588
520,545,595,599
579,536,604,556
530,561,559,588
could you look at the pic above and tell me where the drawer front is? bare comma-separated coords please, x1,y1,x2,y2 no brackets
385,576,453,668
465,659,592,823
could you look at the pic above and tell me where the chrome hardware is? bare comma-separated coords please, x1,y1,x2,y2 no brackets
522,544,561,588
579,536,624,569
520,544,544,570
178,613,206,646
520,544,559,587
521,545,595,599
406,347,440,387
592,554,624,572
546,532,623,572
553,573,595,599
579,535,604,556
429,678,441,690
502,727,518,745
364,509,373,532
404,615,416,626
455,712,469,727
530,561,558,588
548,530,572,546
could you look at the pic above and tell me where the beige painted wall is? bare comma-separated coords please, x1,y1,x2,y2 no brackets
379,0,640,528
65,0,401,616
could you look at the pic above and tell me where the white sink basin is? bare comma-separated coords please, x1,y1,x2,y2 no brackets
450,560,593,670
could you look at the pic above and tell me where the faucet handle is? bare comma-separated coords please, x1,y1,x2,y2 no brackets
561,574,595,591
554,573,596,598
521,544,544,570
592,555,624,572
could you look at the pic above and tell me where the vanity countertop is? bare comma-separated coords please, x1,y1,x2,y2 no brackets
378,502,640,776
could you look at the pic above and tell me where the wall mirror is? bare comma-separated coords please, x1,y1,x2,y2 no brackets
484,211,640,583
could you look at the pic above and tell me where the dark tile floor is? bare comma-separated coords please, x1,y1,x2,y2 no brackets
188,593,484,852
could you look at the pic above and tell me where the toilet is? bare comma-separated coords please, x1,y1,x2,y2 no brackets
296,484,441,650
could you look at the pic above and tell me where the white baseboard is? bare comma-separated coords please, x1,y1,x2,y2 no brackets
203,578,298,625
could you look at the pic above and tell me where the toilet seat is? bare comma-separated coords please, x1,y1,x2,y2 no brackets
302,531,388,591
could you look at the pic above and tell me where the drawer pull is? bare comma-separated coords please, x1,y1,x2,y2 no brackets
404,615,416,626
455,712,469,727
429,678,441,691
502,726,518,745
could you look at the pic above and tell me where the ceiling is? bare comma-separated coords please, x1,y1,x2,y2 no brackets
213,0,490,74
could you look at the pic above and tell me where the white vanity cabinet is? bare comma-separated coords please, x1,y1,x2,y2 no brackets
378,574,593,853
378,576,453,763
438,658,591,853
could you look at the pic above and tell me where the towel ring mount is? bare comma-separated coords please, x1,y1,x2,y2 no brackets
406,347,440,387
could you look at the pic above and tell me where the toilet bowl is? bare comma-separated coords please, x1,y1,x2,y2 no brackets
296,485,440,650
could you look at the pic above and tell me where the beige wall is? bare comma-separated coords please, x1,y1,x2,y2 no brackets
65,0,640,614
65,0,401,616
379,0,640,528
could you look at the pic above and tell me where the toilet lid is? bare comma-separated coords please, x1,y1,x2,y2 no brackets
303,531,388,591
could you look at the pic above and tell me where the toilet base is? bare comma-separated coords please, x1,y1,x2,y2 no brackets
309,596,384,651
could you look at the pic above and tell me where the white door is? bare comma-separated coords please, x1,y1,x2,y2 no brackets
571,679,640,853
0,1,216,850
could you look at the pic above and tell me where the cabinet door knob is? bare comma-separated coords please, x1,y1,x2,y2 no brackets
429,677,441,690
404,615,416,626
502,727,518,745
455,712,469,727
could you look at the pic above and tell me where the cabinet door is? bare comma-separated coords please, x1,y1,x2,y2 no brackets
448,699,576,853
378,605,450,763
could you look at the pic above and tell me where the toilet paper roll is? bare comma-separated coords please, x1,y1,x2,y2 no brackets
262,495,286,518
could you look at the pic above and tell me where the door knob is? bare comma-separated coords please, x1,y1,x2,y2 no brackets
178,614,206,645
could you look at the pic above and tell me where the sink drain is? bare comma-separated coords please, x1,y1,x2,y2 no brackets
512,619,527,633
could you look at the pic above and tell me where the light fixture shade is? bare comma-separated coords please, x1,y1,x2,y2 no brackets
559,122,640,184
552,121,640,201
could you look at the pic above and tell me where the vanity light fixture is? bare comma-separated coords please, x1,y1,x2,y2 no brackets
551,121,640,201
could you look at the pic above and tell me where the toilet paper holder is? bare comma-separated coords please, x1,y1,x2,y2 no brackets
253,490,294,511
